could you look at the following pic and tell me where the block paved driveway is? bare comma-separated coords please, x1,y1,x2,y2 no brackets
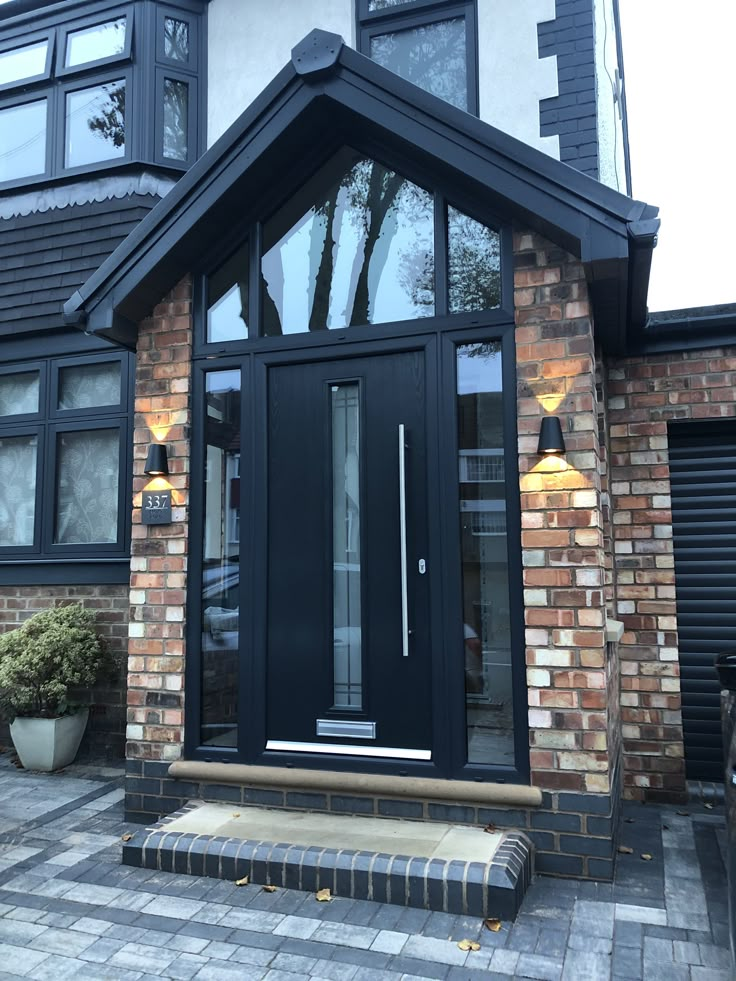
0,755,729,981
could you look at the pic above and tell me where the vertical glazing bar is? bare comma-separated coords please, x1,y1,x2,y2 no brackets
398,423,409,657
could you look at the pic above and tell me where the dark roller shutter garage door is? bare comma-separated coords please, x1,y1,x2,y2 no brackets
669,421,736,782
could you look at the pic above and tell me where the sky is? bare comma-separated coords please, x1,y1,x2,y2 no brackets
0,0,731,314
619,0,735,313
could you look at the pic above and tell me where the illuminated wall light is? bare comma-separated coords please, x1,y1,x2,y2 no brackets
144,443,169,476
537,416,566,456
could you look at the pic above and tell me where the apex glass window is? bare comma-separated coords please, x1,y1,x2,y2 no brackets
358,0,477,114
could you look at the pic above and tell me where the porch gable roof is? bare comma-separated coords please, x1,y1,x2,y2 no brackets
63,28,659,352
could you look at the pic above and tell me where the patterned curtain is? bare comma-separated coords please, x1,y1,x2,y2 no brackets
0,373,39,417
58,363,121,410
54,429,119,544
0,435,37,545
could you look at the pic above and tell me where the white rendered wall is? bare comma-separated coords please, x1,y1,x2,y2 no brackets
594,0,627,190
478,0,560,158
207,0,354,146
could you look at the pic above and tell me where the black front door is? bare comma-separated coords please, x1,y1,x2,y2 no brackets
266,348,432,758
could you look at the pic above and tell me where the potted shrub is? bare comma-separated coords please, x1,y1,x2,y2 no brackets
0,604,111,771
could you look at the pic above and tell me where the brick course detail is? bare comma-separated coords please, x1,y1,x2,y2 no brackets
126,277,192,763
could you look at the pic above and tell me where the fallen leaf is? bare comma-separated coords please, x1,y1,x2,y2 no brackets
704,803,713,810
640,853,652,861
315,888,332,902
676,810,689,817
617,845,633,854
262,885,277,893
484,918,502,932
121,833,133,842
235,876,249,887
457,939,481,951
483,823,497,834
232,812,241,818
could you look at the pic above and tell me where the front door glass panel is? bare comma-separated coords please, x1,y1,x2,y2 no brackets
456,342,515,766
201,369,241,748
332,383,363,710
261,150,434,335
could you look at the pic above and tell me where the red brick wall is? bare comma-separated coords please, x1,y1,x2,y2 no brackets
608,345,736,800
0,585,128,758
514,232,618,797
126,278,192,763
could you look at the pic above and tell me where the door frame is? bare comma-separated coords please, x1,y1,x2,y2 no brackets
185,322,528,785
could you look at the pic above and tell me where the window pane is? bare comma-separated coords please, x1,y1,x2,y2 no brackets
163,78,188,161
0,435,37,546
262,150,434,335
58,362,121,410
164,17,189,61
65,18,127,68
456,342,514,766
332,383,363,710
370,18,468,110
369,0,423,7
201,370,241,747
65,81,125,168
0,100,46,182
0,372,39,417
0,40,47,86
207,241,249,342
448,206,501,312
54,429,119,544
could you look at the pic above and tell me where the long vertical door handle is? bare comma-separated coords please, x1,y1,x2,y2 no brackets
398,424,409,657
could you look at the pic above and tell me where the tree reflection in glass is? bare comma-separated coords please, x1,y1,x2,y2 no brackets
261,150,434,335
448,206,501,312
66,81,125,168
370,18,467,110
164,17,189,62
163,78,188,161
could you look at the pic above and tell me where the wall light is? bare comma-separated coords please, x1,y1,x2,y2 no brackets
144,443,169,476
537,416,566,455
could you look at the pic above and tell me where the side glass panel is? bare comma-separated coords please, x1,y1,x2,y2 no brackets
164,18,190,62
0,40,48,86
58,362,121,410
456,342,514,766
54,428,120,544
65,18,127,68
448,206,501,312
65,81,126,168
370,18,468,110
201,370,241,747
331,383,363,710
0,100,46,182
262,150,434,335
207,242,250,343
162,78,189,161
0,435,37,546
0,372,40,417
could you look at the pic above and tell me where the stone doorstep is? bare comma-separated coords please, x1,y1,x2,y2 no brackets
122,800,534,919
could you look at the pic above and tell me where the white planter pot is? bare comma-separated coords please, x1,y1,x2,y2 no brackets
10,709,89,772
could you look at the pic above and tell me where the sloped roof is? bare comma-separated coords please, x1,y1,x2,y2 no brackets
64,29,659,353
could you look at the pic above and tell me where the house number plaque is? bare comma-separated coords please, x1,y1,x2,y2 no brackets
142,489,172,524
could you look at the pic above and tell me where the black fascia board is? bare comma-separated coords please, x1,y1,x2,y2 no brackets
63,28,659,352
630,304,736,355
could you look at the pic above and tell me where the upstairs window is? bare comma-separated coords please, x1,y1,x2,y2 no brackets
0,1,201,189
357,0,477,113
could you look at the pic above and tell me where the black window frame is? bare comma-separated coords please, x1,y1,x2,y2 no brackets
0,351,133,568
0,0,203,192
57,8,133,78
357,0,478,116
0,29,54,93
58,69,133,176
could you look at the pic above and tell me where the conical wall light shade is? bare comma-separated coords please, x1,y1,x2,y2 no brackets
537,416,566,455
144,443,169,476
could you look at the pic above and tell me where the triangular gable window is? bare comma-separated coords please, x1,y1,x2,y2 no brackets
204,148,503,343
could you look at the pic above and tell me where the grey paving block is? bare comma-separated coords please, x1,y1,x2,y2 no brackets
268,952,318,974
108,941,178,973
190,962,266,980
166,953,211,981
612,944,642,980
400,935,468,967
29,926,97,957
515,952,563,980
489,948,520,974
369,929,407,954
219,908,284,933
698,943,731,969
78,936,128,962
272,915,322,941
311,922,379,950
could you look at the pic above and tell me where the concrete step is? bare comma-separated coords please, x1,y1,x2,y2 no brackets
123,801,534,918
